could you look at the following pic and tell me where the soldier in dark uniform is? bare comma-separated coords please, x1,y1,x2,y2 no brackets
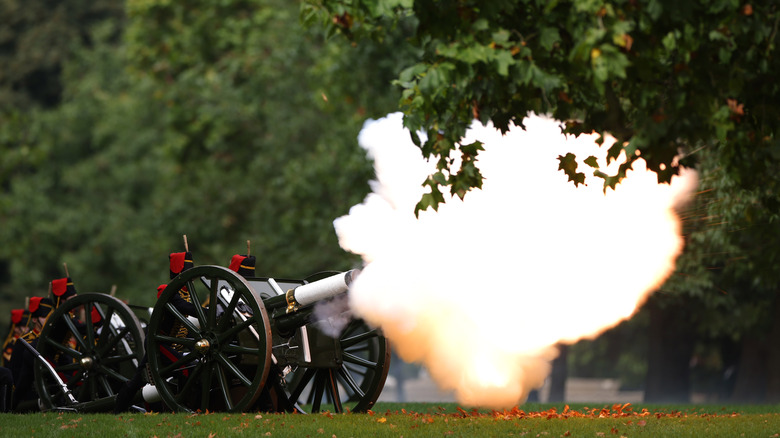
9,297,54,411
0,308,30,412
114,251,199,413
2,309,30,367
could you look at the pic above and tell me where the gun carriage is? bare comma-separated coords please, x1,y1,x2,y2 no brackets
28,265,390,414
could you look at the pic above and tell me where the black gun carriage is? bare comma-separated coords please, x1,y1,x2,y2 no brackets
27,265,390,414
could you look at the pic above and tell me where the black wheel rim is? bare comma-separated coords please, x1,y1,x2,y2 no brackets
35,293,145,412
284,318,390,413
147,265,271,413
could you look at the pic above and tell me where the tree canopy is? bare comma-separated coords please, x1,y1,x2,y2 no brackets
305,0,779,213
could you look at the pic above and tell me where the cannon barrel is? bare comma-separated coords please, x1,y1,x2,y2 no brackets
264,269,358,315
286,269,358,311
260,269,358,336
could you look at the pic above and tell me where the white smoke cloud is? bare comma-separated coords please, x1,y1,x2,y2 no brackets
334,113,697,409
312,293,352,338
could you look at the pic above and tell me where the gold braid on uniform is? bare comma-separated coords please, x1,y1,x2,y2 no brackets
19,330,40,344
171,287,193,350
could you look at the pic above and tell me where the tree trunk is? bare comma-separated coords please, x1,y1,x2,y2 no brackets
732,291,780,403
731,337,768,402
765,291,780,402
643,295,695,403
547,344,568,402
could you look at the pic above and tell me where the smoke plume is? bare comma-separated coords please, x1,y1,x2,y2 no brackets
334,113,697,409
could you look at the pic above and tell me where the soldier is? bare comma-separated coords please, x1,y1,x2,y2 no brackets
114,251,198,413
9,297,54,411
0,307,24,412
1,309,30,367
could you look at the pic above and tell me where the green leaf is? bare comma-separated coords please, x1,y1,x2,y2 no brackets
494,50,515,76
415,182,444,215
539,26,561,52
583,155,600,168
557,153,586,186
460,140,484,156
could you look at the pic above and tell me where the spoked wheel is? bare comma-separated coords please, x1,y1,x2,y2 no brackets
35,293,145,412
284,318,390,413
147,265,272,413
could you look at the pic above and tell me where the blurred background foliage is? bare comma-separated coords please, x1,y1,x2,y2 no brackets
0,0,412,306
1,0,779,404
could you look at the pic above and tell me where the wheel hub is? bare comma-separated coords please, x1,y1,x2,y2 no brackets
195,339,211,354
80,356,94,370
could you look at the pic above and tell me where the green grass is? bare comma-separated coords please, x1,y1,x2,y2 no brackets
0,403,778,437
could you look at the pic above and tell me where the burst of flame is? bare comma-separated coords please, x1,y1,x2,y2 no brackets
334,113,697,409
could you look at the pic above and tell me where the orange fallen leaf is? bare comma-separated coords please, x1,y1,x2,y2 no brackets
727,98,745,116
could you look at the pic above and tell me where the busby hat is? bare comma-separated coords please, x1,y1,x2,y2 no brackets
10,309,24,325
156,284,167,299
169,252,194,279
228,254,256,278
29,297,54,318
52,277,77,305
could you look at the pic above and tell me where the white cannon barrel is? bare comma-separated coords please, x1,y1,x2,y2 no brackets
286,269,358,310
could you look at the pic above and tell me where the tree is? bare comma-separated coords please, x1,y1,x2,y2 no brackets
0,0,407,316
0,0,125,110
305,0,779,213
657,146,780,402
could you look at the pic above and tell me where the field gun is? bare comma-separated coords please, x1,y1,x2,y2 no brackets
29,265,389,414
145,265,388,413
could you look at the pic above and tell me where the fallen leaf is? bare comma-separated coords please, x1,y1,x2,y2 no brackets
727,98,744,116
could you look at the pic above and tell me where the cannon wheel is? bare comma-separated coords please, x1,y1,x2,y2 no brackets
284,317,390,413
35,293,145,412
147,265,272,413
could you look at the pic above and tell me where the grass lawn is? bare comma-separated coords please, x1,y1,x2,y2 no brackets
0,402,778,437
